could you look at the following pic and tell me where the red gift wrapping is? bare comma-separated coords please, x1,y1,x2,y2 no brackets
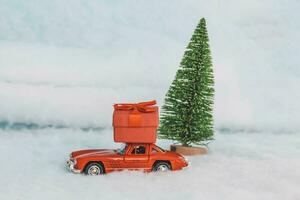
113,100,159,143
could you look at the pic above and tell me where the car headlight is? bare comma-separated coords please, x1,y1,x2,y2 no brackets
69,154,77,165
70,157,76,164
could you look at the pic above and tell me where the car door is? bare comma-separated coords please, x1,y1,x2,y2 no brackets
124,144,150,169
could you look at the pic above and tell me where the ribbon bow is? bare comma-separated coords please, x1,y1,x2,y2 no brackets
114,100,157,113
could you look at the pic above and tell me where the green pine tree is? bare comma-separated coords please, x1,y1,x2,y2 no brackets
159,18,214,147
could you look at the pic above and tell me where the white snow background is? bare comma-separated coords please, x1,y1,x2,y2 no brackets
0,0,300,199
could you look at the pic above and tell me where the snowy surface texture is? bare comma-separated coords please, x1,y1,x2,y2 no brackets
0,0,300,200
1,0,300,131
0,129,299,200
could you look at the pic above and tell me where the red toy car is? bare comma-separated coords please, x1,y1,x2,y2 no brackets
67,143,188,175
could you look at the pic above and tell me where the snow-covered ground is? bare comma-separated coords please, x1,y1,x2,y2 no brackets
0,129,299,200
1,0,300,199
2,124,299,199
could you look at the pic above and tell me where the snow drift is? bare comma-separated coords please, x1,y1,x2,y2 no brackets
0,0,300,132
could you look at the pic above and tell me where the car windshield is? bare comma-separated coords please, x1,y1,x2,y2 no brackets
117,144,128,155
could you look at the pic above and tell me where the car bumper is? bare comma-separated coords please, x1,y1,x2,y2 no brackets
66,159,81,174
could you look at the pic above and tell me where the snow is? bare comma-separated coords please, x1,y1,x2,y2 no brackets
1,0,300,131
1,0,300,199
0,129,299,200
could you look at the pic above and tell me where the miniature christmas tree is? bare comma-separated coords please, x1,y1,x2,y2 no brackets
159,18,214,147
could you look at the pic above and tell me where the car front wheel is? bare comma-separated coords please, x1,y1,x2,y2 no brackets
153,162,171,172
84,162,104,175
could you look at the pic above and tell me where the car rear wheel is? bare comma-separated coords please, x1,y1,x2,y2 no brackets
84,162,104,175
153,162,171,172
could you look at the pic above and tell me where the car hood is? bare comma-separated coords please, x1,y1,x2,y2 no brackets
71,149,117,159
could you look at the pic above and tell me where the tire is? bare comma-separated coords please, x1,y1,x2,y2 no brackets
153,161,171,172
84,162,104,175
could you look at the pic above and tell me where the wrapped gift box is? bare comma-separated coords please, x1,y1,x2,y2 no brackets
113,100,158,143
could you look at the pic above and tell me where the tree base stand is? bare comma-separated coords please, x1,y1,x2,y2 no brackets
170,145,208,155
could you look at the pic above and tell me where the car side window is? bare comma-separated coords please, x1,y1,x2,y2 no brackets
151,148,158,154
131,145,146,155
